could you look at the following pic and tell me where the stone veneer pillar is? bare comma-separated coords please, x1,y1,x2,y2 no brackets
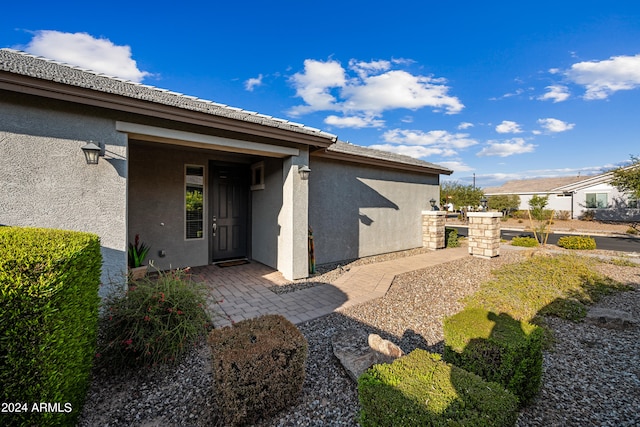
467,212,503,258
422,210,447,250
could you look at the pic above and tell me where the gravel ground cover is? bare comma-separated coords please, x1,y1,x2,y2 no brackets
78,247,640,426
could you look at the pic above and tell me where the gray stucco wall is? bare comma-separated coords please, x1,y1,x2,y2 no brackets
128,142,256,271
309,157,439,265
251,157,284,269
0,98,127,294
278,150,310,279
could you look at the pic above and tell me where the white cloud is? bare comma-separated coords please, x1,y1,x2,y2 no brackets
288,59,346,115
342,70,464,114
539,85,570,102
368,143,455,158
537,118,575,133
348,59,391,78
477,138,535,157
437,160,474,172
245,74,263,91
495,120,523,134
288,58,464,126
566,54,640,100
382,129,478,149
20,30,150,82
324,115,385,128
372,128,478,160
458,122,474,130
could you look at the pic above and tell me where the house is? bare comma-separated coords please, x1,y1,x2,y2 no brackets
484,171,639,220
0,49,452,294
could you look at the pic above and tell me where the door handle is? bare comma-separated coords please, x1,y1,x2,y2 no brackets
212,217,217,236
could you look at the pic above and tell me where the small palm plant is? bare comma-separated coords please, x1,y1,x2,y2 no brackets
128,234,150,268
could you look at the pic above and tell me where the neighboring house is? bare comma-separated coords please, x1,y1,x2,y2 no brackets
485,171,639,220
0,49,452,294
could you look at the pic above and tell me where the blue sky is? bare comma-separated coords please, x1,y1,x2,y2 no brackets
3,1,640,188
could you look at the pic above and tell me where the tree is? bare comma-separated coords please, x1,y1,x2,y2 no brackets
487,194,520,215
528,194,549,221
440,181,484,210
610,155,640,201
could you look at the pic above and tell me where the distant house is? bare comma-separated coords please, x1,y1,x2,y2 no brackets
484,170,639,220
0,49,452,294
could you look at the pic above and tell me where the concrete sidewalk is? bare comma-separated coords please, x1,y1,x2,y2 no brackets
198,247,469,327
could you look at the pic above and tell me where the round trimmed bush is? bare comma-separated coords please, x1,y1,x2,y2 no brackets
511,236,539,247
557,235,596,250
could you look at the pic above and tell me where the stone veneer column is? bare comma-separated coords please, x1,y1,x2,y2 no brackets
467,212,503,258
421,210,447,250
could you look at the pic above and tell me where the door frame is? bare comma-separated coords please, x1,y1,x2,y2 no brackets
208,161,252,262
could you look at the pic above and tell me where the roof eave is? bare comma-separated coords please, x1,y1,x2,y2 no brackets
312,148,453,175
0,71,336,148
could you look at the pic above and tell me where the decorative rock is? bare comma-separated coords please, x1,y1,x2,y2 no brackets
585,307,637,330
368,333,404,358
331,328,404,382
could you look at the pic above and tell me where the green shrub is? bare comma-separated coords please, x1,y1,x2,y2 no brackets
580,210,595,221
445,227,460,248
555,210,571,220
0,227,101,427
358,349,519,427
463,254,630,323
98,268,212,369
512,210,527,220
443,308,543,405
511,236,539,247
209,314,308,426
626,226,639,235
557,235,596,250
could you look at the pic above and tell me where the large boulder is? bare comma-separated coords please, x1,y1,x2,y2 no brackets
585,307,637,330
331,328,404,382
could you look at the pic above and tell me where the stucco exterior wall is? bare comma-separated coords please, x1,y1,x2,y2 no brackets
309,157,439,265
0,98,127,294
278,150,310,279
251,157,283,269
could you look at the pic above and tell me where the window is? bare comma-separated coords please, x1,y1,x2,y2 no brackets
585,193,608,209
627,195,639,209
186,165,204,239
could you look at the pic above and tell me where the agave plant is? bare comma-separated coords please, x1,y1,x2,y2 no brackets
128,234,150,268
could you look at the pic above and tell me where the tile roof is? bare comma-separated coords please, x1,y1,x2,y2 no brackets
323,141,453,174
0,48,337,142
484,176,592,194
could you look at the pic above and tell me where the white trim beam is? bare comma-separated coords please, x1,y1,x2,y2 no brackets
116,122,299,158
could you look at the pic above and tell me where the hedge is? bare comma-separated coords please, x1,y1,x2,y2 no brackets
358,349,519,426
0,227,102,426
443,307,543,405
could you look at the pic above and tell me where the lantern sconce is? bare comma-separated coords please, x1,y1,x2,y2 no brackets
429,198,439,211
81,141,104,165
298,165,311,180
480,197,488,210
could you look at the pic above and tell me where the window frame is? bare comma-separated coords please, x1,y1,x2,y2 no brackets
185,164,205,240
585,192,608,209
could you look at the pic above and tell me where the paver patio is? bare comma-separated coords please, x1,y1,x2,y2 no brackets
193,247,469,327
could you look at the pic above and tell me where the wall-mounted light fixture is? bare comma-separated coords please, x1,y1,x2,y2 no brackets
81,141,104,165
429,198,438,211
480,197,488,210
298,165,311,180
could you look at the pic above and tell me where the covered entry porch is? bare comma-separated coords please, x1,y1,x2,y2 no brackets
122,122,313,280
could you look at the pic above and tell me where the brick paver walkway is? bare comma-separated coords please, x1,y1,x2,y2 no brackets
193,247,469,327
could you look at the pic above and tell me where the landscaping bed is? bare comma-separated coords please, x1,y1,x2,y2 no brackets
78,248,640,426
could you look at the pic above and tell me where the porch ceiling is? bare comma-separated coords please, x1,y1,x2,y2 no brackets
117,122,299,158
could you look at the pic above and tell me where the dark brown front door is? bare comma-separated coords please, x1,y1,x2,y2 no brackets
210,164,249,261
